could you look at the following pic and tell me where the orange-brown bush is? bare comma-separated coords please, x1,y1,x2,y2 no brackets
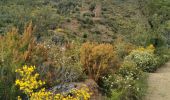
80,42,118,81
0,22,48,69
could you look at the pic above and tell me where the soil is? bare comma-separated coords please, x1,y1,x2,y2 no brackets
145,61,170,100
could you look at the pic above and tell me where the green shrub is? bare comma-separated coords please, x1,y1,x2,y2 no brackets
117,60,142,80
114,37,135,60
110,90,122,100
0,0,61,37
83,12,95,17
155,47,170,66
125,46,158,72
89,2,96,11
55,0,80,15
85,17,93,24
83,33,88,38
98,75,117,97
98,60,143,98
109,73,147,100
113,75,138,100
79,17,94,28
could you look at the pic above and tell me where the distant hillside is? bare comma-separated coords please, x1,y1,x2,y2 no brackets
0,0,169,46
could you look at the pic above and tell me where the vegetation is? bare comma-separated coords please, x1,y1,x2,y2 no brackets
80,42,118,81
0,23,48,99
15,65,91,100
125,45,158,72
0,0,170,100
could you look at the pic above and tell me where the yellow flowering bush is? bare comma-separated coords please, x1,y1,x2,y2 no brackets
15,65,91,100
15,65,45,95
54,87,91,100
136,44,155,53
125,44,158,72
30,88,53,100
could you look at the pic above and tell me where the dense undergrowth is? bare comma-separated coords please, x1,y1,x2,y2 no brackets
0,0,170,100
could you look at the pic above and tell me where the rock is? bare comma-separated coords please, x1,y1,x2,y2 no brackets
84,79,103,100
50,79,103,100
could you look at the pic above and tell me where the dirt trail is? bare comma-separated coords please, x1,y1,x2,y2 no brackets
94,4,101,18
145,61,170,100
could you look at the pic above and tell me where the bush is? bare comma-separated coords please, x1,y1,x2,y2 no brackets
114,37,136,60
125,45,158,72
39,42,83,86
0,0,61,37
82,17,94,26
15,65,91,100
155,47,170,66
83,12,95,17
98,60,142,97
80,42,117,81
0,23,47,99
110,89,122,100
110,73,147,100
89,2,96,11
117,60,142,80
98,75,117,97
56,0,80,15
110,75,138,100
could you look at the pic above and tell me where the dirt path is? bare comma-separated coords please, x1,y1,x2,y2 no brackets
93,4,101,18
145,61,170,100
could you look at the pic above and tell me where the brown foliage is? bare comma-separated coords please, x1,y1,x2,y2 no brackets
0,22,48,99
0,22,47,72
80,42,118,81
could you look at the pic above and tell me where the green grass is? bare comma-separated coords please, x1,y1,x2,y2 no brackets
136,72,148,100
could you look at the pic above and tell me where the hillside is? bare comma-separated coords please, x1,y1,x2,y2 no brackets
0,0,170,100
0,0,157,43
1,0,169,45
